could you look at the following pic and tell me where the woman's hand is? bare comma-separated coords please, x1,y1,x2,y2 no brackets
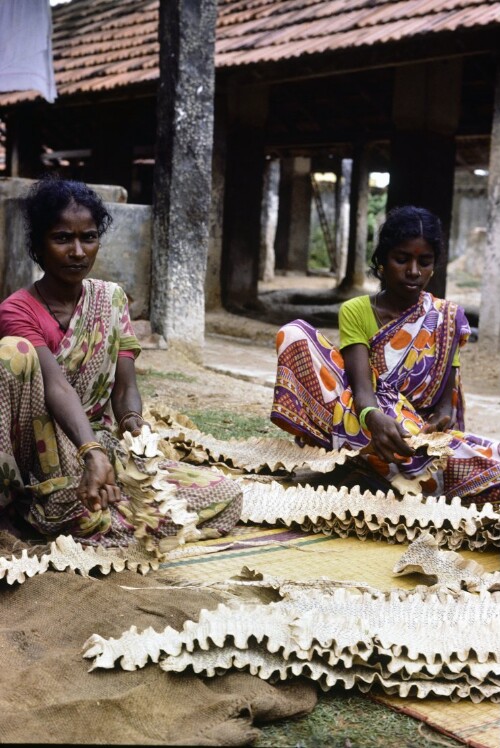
365,409,415,464
119,412,147,436
421,412,452,434
76,449,120,512
342,343,414,464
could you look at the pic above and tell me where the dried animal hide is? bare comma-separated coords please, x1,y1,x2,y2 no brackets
393,533,500,592
2,423,497,586
160,645,500,702
239,480,500,551
144,407,198,432
150,424,359,473
135,420,500,552
82,565,500,702
147,413,453,478
0,535,158,585
129,417,498,556
388,433,453,495
0,424,223,584
116,426,222,555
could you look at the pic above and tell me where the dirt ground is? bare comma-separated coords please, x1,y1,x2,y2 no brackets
137,342,274,419
136,272,500,440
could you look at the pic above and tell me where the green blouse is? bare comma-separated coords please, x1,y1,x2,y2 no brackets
338,295,460,366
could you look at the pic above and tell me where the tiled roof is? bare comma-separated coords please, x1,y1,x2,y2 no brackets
218,0,500,65
1,0,500,105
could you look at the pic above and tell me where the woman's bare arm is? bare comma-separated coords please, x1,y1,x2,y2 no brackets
421,366,457,433
342,343,414,463
111,356,145,435
36,346,120,510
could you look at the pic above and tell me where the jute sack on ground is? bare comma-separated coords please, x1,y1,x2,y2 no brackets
0,534,317,745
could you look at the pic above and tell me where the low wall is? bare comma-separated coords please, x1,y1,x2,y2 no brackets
0,179,151,319
93,203,152,319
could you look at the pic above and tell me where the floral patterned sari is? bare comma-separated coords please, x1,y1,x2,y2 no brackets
271,292,500,508
0,280,241,544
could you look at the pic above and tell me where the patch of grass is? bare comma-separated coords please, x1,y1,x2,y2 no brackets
137,368,197,383
184,409,288,440
256,689,463,747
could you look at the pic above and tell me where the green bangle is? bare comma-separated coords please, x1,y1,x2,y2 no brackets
359,406,379,430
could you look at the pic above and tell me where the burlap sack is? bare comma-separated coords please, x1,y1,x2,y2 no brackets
0,534,317,745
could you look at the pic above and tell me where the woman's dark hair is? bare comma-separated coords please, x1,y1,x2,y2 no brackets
370,205,443,282
24,175,113,268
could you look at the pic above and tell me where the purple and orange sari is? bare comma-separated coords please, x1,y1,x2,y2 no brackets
271,292,500,508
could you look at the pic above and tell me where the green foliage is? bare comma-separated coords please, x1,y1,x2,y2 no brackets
309,179,335,271
366,190,387,261
308,185,387,272
309,224,331,271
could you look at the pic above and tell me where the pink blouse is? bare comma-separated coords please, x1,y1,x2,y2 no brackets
0,288,135,358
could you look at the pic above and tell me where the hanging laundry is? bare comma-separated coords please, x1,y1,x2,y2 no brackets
0,0,57,102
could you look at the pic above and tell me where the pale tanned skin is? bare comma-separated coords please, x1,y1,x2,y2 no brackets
27,200,145,512
342,237,456,465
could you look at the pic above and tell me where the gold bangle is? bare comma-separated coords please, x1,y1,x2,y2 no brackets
77,441,106,462
118,411,143,432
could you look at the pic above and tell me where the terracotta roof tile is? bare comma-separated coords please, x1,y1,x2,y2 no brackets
0,0,499,105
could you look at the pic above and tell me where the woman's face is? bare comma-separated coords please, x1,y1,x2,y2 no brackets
41,201,100,285
383,237,435,304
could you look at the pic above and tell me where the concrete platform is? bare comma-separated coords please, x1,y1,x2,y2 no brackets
203,333,277,387
202,308,340,388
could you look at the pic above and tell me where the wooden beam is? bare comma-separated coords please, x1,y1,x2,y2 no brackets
217,28,500,88
221,83,268,309
387,60,463,298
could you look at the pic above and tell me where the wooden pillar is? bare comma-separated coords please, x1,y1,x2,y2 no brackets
151,0,217,361
6,106,43,177
479,57,500,353
288,157,312,272
273,156,312,273
335,158,352,283
221,83,268,310
387,60,463,297
332,158,342,273
274,157,294,270
339,144,369,291
259,157,279,282
91,105,133,192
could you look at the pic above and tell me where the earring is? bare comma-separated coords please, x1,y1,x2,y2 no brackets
430,271,434,277
377,265,384,274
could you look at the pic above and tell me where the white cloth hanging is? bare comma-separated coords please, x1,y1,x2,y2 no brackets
0,0,57,102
